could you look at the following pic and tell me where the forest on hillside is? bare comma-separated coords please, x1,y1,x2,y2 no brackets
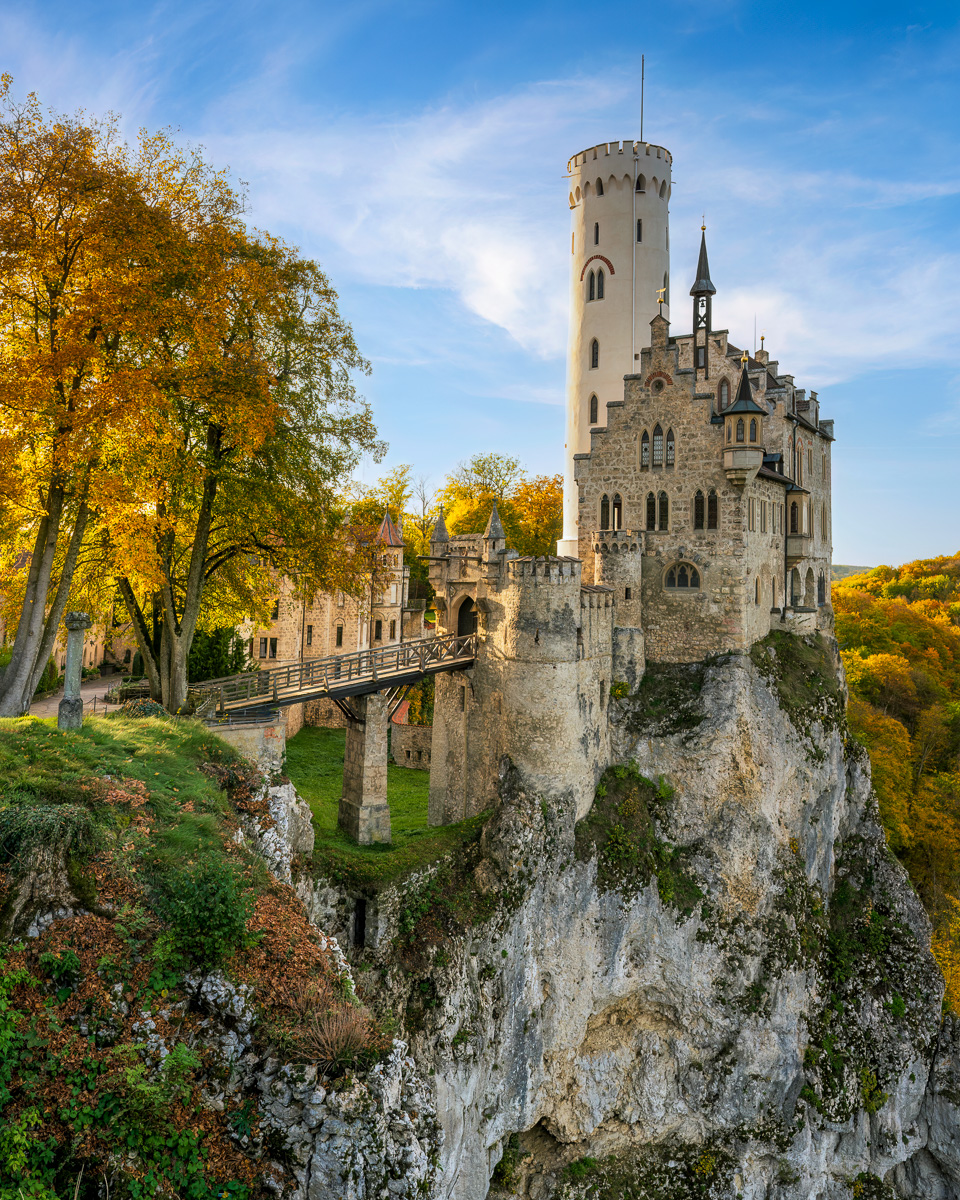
834,556,960,1006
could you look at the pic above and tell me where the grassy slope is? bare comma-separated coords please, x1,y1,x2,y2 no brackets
286,726,487,890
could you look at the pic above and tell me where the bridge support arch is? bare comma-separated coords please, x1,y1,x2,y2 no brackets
337,692,392,845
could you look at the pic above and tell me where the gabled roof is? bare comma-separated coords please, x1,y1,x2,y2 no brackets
483,501,505,541
377,511,405,547
689,230,716,296
725,367,767,416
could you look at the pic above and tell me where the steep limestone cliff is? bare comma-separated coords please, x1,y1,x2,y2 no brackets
309,637,958,1199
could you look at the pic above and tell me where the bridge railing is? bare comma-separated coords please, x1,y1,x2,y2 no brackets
208,632,477,710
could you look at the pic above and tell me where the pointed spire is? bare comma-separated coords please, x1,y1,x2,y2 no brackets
689,228,716,296
431,506,449,544
483,501,505,542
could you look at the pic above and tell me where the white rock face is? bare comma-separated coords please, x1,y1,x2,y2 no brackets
329,649,954,1199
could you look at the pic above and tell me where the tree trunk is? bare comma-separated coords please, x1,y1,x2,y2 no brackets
0,485,68,717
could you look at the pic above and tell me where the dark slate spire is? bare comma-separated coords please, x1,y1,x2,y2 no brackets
689,229,716,296
483,501,505,541
431,506,450,544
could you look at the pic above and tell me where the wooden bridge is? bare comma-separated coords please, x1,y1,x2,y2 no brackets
198,632,477,722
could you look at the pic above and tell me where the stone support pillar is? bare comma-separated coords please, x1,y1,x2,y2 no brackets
338,692,392,845
58,612,92,732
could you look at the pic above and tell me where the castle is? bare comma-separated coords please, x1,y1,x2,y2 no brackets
426,139,834,826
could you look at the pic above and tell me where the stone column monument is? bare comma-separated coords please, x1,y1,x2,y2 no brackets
58,612,92,732
338,692,392,844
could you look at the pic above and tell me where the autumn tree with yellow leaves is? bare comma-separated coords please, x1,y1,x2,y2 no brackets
0,81,382,713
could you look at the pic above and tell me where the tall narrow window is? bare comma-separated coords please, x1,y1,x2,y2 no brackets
707,489,719,530
658,491,669,531
749,418,757,443
640,430,650,467
646,492,656,530
736,418,745,443
596,178,604,195
612,493,622,530
594,221,599,244
636,218,642,243
652,424,663,466
589,394,598,423
665,428,675,466
588,271,595,301
597,269,604,299
600,494,610,530
591,339,599,369
719,379,729,407
694,490,705,530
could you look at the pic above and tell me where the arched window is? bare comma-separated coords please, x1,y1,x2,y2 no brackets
636,173,646,192
718,379,730,408
749,418,757,443
694,490,705,530
818,571,826,607
612,493,622,530
736,418,745,443
600,494,610,530
596,178,604,196
646,492,656,530
588,271,595,301
755,577,760,605
636,218,643,243
665,428,675,467
591,339,599,369
665,563,700,590
790,501,799,534
707,489,719,530
594,221,599,245
658,491,669,531
652,424,663,466
640,430,650,468
597,269,605,299
589,394,598,424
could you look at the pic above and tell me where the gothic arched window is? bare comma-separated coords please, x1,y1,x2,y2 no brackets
646,492,656,531
790,501,799,534
640,430,650,468
718,379,729,408
612,493,622,530
591,339,599,369
588,271,595,301
597,269,605,299
652,424,663,467
596,178,604,196
636,173,646,192
707,489,719,530
594,221,599,245
736,418,745,443
749,418,757,443
600,494,610,530
693,490,705,530
589,394,598,424
658,491,669,531
665,428,675,466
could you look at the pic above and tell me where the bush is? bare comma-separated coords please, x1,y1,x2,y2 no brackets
154,858,253,968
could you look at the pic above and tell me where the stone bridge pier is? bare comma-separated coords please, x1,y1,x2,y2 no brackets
337,692,392,845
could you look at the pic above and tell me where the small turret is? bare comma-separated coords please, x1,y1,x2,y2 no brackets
722,359,767,489
691,227,715,379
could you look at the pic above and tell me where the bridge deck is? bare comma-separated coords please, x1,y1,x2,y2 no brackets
199,632,476,714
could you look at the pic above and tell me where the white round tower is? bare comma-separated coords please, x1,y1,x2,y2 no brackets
557,139,672,556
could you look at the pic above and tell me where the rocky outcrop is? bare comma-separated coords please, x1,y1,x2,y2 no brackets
313,645,955,1199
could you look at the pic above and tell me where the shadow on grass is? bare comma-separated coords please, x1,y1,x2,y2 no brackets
285,726,487,891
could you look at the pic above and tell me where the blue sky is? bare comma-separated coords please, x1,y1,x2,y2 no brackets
3,0,959,565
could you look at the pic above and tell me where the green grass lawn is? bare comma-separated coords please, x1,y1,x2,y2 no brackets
286,726,487,890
